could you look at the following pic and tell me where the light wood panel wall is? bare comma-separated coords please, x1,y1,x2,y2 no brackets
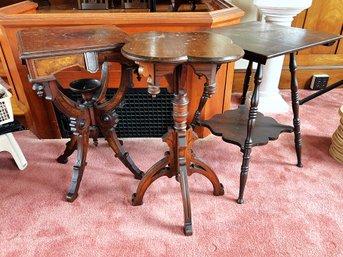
233,0,343,92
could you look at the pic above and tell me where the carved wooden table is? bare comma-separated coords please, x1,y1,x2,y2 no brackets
121,31,243,235
18,26,144,202
196,21,343,204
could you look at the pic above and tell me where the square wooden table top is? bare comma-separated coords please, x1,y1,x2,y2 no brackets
17,25,128,60
209,21,343,64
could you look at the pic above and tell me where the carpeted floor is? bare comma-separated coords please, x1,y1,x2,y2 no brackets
1,90,343,257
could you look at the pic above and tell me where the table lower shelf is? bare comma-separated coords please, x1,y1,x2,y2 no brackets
200,105,294,149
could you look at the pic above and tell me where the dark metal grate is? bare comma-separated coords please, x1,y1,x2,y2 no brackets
54,88,174,138
0,120,25,135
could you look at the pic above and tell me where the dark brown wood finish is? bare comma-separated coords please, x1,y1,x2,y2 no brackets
122,31,243,236
0,0,25,8
18,26,128,60
17,26,144,202
18,26,130,83
209,21,343,64
197,21,342,204
200,105,294,148
122,31,243,64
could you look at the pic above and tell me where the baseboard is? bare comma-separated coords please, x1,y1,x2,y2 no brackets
233,67,343,92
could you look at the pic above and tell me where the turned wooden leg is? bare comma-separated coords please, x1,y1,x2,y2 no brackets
104,129,144,179
238,63,262,204
240,60,253,105
57,133,78,164
289,53,303,168
132,156,172,205
66,132,89,202
172,63,193,234
191,65,218,128
189,157,224,196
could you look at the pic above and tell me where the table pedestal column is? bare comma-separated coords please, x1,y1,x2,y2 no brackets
251,0,312,113
131,63,224,236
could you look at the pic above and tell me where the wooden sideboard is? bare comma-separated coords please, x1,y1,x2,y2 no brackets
0,1,244,139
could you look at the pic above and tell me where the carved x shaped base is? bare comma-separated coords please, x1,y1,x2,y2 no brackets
131,127,224,235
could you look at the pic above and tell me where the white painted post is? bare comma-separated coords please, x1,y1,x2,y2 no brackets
251,0,313,113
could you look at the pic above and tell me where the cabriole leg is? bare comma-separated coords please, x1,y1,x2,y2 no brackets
66,132,89,202
57,133,78,164
104,129,144,179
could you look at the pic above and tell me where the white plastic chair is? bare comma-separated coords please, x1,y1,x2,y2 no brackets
0,77,27,170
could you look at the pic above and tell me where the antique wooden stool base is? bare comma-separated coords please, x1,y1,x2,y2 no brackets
54,66,144,202
17,26,145,201
131,127,224,236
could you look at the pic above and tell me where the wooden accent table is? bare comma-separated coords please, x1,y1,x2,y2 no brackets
196,21,343,204
121,31,243,235
17,26,144,202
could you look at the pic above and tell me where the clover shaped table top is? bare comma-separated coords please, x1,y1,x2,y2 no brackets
121,31,244,64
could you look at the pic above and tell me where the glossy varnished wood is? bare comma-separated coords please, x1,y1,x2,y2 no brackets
18,27,144,201
18,26,128,60
122,31,243,64
17,26,129,82
209,21,343,64
123,31,243,236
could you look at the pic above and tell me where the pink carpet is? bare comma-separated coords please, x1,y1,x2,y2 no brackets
1,90,343,257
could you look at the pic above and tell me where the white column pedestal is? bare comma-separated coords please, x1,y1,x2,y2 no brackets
249,0,312,113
